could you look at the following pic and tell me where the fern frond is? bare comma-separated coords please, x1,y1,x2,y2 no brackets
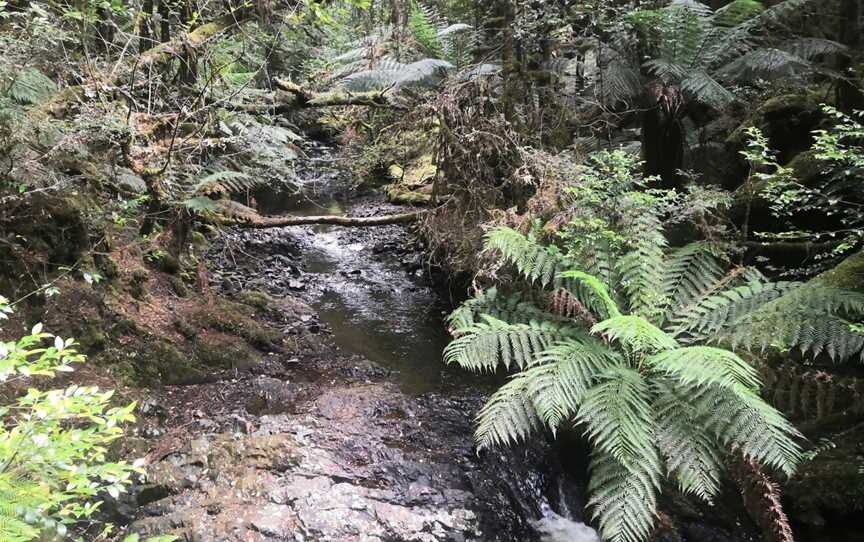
578,366,658,464
338,59,453,91
5,68,56,105
615,212,667,318
443,315,577,372
448,288,553,332
194,170,261,196
530,337,623,428
661,242,727,320
593,315,679,353
681,70,735,110
670,281,800,338
701,385,802,476
587,450,660,542
727,285,864,361
559,270,622,320
652,379,724,501
474,373,544,449
647,346,762,390
484,227,571,289
713,0,765,28
596,53,642,106
717,47,811,82
781,38,848,61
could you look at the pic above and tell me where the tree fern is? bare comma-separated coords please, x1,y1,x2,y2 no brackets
660,242,727,320
669,280,800,339
608,0,839,112
474,372,545,449
444,150,864,542
408,1,443,58
700,385,802,476
587,448,660,542
646,346,762,390
338,58,453,91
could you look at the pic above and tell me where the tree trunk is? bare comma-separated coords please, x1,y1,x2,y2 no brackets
140,0,155,55
835,0,863,111
159,0,171,43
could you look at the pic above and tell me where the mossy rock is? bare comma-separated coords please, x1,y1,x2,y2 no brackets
237,290,274,310
386,185,433,205
813,250,864,292
726,93,825,163
158,253,181,274
169,276,189,297
119,340,205,386
788,149,826,188
189,300,281,348
190,231,209,250
388,153,437,185
194,334,261,371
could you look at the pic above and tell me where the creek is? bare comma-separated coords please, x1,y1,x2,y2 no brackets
126,138,599,541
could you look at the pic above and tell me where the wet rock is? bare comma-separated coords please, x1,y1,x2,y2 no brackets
288,279,305,291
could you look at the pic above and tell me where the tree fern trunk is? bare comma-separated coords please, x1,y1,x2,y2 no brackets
642,80,684,189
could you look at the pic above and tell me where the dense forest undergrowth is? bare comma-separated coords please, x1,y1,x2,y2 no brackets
1,0,864,541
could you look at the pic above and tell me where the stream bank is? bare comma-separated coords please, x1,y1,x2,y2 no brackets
119,141,596,541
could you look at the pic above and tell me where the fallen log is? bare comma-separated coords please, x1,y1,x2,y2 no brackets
273,78,398,108
236,211,423,228
215,200,424,228
139,9,252,67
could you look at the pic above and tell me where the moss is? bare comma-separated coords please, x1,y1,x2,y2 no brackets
386,185,433,205
726,92,824,162
194,334,261,371
237,290,274,310
130,270,148,300
94,253,119,279
390,154,437,185
78,320,107,352
813,250,864,293
158,253,181,274
190,231,209,250
189,300,281,347
788,149,825,188
169,276,189,297
117,340,204,386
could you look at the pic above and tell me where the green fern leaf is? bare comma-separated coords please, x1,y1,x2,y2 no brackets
443,315,576,372
646,346,762,390
593,315,679,353
652,380,724,501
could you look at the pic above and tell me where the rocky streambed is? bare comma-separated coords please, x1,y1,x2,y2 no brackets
118,142,597,541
